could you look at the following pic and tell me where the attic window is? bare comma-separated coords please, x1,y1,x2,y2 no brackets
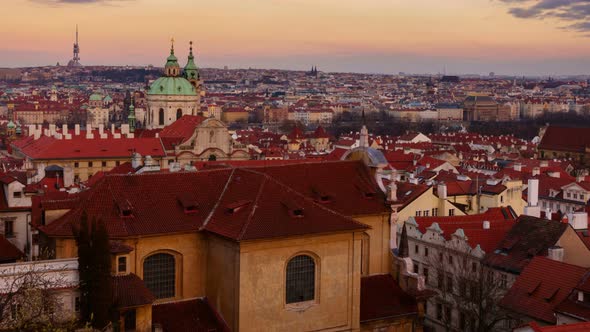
355,183,376,199
282,201,305,218
544,288,560,302
226,200,251,214
312,187,332,203
177,193,198,214
117,199,133,218
527,281,541,295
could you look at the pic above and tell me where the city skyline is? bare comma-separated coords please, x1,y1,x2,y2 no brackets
3,0,590,75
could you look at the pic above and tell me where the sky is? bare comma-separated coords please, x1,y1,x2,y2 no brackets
2,0,590,75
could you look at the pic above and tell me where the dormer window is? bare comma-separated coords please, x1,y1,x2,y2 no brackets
311,188,332,203
283,201,304,218
226,200,251,214
117,199,133,218
177,193,199,214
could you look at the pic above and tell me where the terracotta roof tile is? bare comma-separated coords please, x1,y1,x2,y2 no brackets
360,274,418,322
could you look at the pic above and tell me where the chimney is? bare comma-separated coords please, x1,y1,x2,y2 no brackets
437,182,447,200
388,181,398,202
514,163,522,172
532,167,540,176
540,160,549,168
528,178,539,207
62,124,68,135
98,124,104,135
74,124,80,136
547,246,564,262
483,220,490,230
33,129,41,140
578,291,585,302
569,212,589,230
548,171,560,178
131,152,142,168
121,124,129,135
111,123,115,134
49,124,56,135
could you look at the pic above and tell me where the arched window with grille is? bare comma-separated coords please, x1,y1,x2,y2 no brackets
143,253,175,299
286,254,316,304
158,109,165,125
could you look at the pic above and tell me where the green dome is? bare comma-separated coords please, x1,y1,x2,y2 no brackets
148,76,197,96
7,120,15,129
89,93,103,101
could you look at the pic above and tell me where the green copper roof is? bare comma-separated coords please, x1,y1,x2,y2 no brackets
7,120,15,129
148,76,197,96
89,93,103,101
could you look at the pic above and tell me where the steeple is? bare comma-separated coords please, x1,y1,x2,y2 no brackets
128,96,136,133
68,24,81,67
359,110,369,148
184,41,200,86
397,223,409,258
165,37,180,77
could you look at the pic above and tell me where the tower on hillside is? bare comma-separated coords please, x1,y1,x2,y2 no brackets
128,97,136,133
67,25,82,67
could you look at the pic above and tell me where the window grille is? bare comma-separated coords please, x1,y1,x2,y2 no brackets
286,255,315,304
143,253,175,299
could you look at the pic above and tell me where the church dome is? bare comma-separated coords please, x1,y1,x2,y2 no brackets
89,93,103,101
7,120,16,129
148,76,197,96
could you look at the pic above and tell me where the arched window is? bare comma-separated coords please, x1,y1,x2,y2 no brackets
159,109,165,125
286,255,316,304
143,253,175,299
176,109,182,120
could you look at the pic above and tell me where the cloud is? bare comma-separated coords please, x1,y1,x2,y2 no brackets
499,0,590,33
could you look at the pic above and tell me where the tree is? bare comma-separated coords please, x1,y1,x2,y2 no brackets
0,261,78,331
426,243,515,332
74,212,113,329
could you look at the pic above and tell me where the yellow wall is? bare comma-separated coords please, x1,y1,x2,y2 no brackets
237,232,363,332
206,234,240,331
355,214,390,275
56,232,207,301
558,227,590,268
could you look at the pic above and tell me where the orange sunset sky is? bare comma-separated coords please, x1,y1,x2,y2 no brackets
2,0,590,75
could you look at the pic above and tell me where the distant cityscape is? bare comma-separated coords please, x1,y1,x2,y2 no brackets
1,21,590,332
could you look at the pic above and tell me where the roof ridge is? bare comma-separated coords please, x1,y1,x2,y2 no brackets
236,172,268,241
200,168,236,231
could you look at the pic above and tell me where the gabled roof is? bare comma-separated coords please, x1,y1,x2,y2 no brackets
0,236,23,262
500,256,588,324
483,216,569,274
414,207,517,252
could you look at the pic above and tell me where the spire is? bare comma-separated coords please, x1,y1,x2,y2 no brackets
184,40,199,85
170,37,175,55
76,24,78,44
128,96,136,133
359,110,369,148
165,38,180,77
398,223,409,258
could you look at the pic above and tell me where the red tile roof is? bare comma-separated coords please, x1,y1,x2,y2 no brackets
524,321,590,331
414,207,517,252
112,273,155,309
500,256,588,324
152,298,230,332
539,126,590,153
483,216,569,274
12,134,166,160
360,274,418,322
39,165,369,241
0,235,23,262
